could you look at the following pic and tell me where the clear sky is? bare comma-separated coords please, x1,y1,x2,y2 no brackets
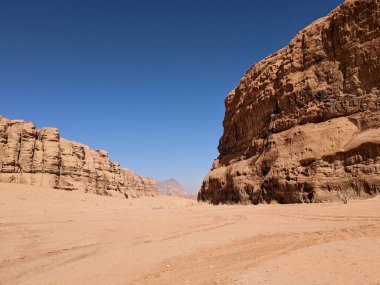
0,0,343,193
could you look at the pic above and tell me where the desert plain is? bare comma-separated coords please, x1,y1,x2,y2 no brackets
1,182,380,285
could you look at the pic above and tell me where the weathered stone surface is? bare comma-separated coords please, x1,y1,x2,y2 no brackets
0,116,159,198
198,0,380,204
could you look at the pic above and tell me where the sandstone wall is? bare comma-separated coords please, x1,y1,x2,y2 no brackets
198,0,380,204
0,116,159,198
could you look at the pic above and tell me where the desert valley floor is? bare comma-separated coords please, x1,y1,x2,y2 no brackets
1,183,380,285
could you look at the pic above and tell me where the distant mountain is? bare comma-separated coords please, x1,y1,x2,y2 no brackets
157,178,193,198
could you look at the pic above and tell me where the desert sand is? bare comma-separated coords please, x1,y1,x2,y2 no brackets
1,182,380,285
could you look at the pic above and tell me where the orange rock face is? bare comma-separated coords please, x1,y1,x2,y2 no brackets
198,0,380,204
0,116,159,198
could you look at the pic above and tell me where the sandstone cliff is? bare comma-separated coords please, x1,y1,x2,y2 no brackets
198,0,380,204
0,116,159,198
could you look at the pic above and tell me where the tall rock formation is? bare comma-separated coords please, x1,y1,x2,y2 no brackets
0,116,159,198
198,0,380,204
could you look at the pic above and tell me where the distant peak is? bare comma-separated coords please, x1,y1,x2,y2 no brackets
157,178,191,198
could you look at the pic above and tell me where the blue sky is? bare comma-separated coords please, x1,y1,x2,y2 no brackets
0,0,343,193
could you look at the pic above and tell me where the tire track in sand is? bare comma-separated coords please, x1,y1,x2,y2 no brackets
130,223,380,285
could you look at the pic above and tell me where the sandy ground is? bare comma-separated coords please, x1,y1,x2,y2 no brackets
0,183,380,285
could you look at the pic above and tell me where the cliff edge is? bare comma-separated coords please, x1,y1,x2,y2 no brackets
0,116,159,198
198,0,380,204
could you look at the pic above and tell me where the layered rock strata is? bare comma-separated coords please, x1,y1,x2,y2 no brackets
0,116,159,198
198,0,380,204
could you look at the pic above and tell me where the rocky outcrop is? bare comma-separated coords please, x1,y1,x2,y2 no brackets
157,178,193,198
198,0,380,204
0,116,159,198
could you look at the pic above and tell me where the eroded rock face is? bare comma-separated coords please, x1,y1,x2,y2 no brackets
0,116,159,198
198,0,380,204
